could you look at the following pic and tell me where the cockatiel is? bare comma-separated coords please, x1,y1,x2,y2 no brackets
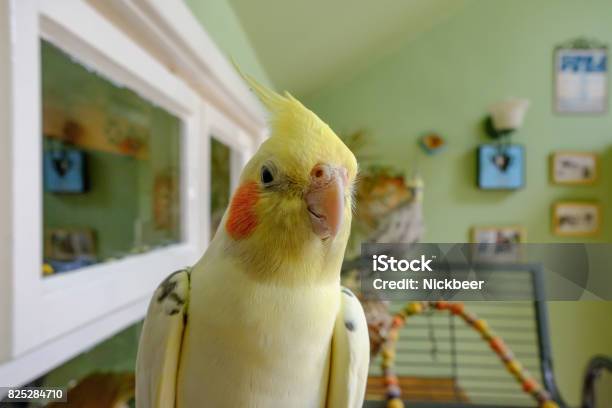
136,73,369,407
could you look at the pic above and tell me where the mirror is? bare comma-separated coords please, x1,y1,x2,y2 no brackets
41,40,182,276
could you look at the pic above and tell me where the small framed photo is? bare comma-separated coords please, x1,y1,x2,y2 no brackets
477,144,525,190
471,225,526,244
44,228,96,261
552,202,601,236
471,226,525,262
551,151,598,184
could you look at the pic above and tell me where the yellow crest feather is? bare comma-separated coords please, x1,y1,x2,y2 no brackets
234,64,358,182
233,62,287,113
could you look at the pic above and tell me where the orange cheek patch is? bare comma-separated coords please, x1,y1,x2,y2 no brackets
226,181,259,240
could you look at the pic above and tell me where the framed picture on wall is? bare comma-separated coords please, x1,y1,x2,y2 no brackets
43,147,88,193
471,225,526,262
44,228,96,262
552,202,601,236
471,225,526,244
550,151,598,185
554,39,608,114
477,144,525,190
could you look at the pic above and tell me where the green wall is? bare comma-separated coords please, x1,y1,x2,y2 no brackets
304,0,612,404
304,0,612,244
184,0,274,88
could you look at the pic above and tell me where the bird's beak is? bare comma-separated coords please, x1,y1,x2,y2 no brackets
305,164,347,239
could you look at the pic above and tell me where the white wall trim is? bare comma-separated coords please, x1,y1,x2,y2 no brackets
0,0,207,382
0,297,149,394
39,0,198,118
0,0,14,364
98,0,268,137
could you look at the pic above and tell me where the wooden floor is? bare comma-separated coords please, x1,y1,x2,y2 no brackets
366,376,469,402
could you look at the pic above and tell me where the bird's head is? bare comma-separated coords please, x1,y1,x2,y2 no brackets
219,74,357,285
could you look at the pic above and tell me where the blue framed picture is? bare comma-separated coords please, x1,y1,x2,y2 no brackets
44,148,88,193
477,144,525,190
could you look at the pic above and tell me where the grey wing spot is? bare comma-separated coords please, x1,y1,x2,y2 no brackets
156,268,190,316
156,268,185,303
169,292,185,306
157,279,177,303
341,288,355,298
345,320,355,331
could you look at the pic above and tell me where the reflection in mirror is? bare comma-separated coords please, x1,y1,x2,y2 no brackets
41,40,182,277
210,137,231,238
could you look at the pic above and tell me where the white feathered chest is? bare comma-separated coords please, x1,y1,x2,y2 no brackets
176,257,340,408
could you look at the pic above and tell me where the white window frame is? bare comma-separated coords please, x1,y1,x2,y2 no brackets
0,0,208,384
201,104,255,243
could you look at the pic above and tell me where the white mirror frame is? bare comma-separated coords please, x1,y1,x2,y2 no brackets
201,104,255,243
0,0,209,385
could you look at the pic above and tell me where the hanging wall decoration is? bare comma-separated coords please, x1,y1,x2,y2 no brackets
471,225,526,262
43,143,88,193
477,144,525,190
44,228,97,273
44,228,96,262
477,99,529,190
43,121,89,193
418,132,447,155
153,172,178,231
552,201,601,237
554,37,608,114
550,151,599,185
471,225,526,244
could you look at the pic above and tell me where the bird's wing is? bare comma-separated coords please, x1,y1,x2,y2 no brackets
327,287,370,408
136,268,190,408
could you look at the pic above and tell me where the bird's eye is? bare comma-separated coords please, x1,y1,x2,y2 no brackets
261,166,274,185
